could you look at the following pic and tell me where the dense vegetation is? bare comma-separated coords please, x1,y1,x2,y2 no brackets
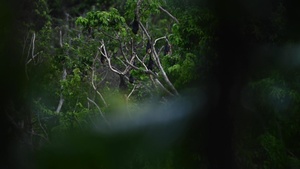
1,0,300,169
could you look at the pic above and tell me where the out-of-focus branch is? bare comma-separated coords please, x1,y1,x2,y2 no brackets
154,78,174,96
158,6,179,23
26,32,40,65
55,67,67,113
91,51,108,107
99,42,123,75
138,21,151,41
87,97,110,127
32,32,36,58
59,29,63,47
126,84,137,101
56,29,67,114
135,54,149,70
154,36,167,46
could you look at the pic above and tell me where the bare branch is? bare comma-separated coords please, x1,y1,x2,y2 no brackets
152,47,179,95
55,67,67,113
87,97,110,127
26,33,33,62
32,32,36,59
154,36,167,46
135,54,148,70
91,52,108,107
126,85,137,101
154,78,174,96
138,21,151,40
59,29,63,47
56,30,67,113
100,30,119,40
99,41,124,75
120,43,130,63
26,32,40,65
158,6,179,23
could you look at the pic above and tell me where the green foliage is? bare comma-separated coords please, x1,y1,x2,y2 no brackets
163,53,201,90
76,8,126,32
259,133,287,169
160,8,217,90
124,0,163,21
